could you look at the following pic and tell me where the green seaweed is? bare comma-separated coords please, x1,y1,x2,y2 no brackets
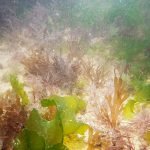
10,75,29,106
13,96,88,149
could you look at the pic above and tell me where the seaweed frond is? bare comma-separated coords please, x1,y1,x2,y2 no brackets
87,128,110,150
22,50,81,89
82,60,109,88
98,74,129,128
0,91,27,150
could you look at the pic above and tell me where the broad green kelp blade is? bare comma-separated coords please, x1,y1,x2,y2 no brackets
41,95,89,135
14,129,45,150
10,74,29,105
14,130,68,150
41,96,86,113
46,143,69,150
26,109,63,145
14,109,63,150
64,134,87,150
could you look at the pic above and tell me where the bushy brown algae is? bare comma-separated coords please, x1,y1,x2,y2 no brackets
0,91,27,150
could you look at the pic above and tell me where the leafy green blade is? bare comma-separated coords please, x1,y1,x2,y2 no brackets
26,109,63,146
10,75,29,105
14,129,45,150
47,143,69,150
64,134,87,150
41,95,88,135
123,100,136,119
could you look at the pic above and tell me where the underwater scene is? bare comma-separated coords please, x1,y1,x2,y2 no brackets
0,0,150,149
